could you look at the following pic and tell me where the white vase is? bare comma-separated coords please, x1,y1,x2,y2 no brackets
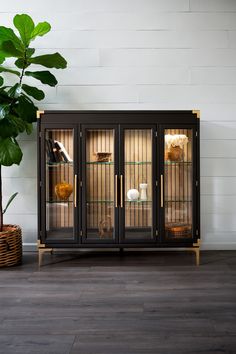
139,183,148,201
127,189,139,201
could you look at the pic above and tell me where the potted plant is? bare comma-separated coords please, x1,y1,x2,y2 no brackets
0,14,67,266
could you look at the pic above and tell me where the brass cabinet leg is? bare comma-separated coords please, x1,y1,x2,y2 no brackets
38,248,53,268
193,248,200,266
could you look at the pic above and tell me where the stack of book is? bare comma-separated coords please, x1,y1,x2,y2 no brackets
46,139,73,163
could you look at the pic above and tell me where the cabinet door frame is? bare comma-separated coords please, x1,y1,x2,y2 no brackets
119,124,158,244
81,124,119,244
40,122,79,244
159,124,197,244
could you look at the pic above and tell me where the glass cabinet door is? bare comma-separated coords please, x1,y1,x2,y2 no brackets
120,127,156,242
82,127,118,242
44,128,77,242
162,127,195,241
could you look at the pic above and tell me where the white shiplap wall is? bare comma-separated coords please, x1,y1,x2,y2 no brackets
1,0,236,249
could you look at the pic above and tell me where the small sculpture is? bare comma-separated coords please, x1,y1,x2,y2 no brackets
55,181,73,200
127,189,139,201
139,183,148,201
98,216,112,238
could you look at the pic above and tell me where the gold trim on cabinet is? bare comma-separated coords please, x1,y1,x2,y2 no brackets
37,240,45,248
160,174,164,208
74,174,77,208
192,110,200,119
120,175,124,208
36,110,44,119
38,247,53,267
193,238,201,247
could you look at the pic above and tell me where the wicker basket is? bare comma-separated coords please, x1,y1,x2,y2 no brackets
0,225,22,267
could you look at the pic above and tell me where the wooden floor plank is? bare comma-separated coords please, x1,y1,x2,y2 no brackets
0,251,235,353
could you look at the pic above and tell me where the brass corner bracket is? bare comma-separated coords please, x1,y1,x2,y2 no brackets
192,110,200,119
37,110,44,119
37,239,45,248
193,238,201,247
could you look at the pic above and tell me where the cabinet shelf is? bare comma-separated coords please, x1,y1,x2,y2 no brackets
86,200,152,203
86,161,152,165
165,200,192,202
164,161,192,165
46,200,73,204
47,161,73,166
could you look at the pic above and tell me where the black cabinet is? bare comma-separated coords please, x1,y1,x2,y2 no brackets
38,110,200,265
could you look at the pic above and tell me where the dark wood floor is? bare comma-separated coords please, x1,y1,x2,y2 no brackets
0,250,236,354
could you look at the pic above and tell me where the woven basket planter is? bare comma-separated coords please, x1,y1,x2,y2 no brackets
0,224,22,267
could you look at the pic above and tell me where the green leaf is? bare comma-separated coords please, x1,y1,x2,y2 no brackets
15,57,30,69
25,122,33,135
0,26,24,51
0,40,23,58
29,53,67,69
0,88,12,104
7,83,21,98
3,192,18,214
0,118,17,138
13,14,35,46
0,76,3,86
0,54,5,64
16,95,38,123
22,84,45,101
31,22,51,40
0,137,23,166
25,70,57,86
26,47,35,57
0,66,20,76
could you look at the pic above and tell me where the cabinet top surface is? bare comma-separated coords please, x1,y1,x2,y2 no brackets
38,110,200,125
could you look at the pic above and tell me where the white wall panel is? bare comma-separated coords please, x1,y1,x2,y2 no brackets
33,30,228,49
201,141,236,158
201,159,236,177
190,0,236,12
100,49,236,67
201,177,236,196
201,122,236,140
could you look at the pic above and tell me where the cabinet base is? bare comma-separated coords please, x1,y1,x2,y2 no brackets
37,246,200,267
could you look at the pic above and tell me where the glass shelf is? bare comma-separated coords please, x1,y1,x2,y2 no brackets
165,200,192,202
86,200,152,203
46,200,73,204
164,161,192,165
86,161,152,165
47,161,73,166
125,161,152,165
126,200,152,203
87,200,114,203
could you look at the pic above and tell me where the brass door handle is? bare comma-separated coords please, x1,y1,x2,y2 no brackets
115,175,118,207
160,174,164,208
74,174,77,208
120,175,124,208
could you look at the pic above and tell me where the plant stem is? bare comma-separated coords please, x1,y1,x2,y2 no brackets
0,165,3,232
19,49,27,86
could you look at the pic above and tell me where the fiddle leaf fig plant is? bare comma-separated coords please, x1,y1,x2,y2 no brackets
0,14,67,231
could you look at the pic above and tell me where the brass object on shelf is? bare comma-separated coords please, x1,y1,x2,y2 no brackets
98,216,112,238
166,223,192,238
94,152,112,162
55,181,73,201
167,145,184,162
